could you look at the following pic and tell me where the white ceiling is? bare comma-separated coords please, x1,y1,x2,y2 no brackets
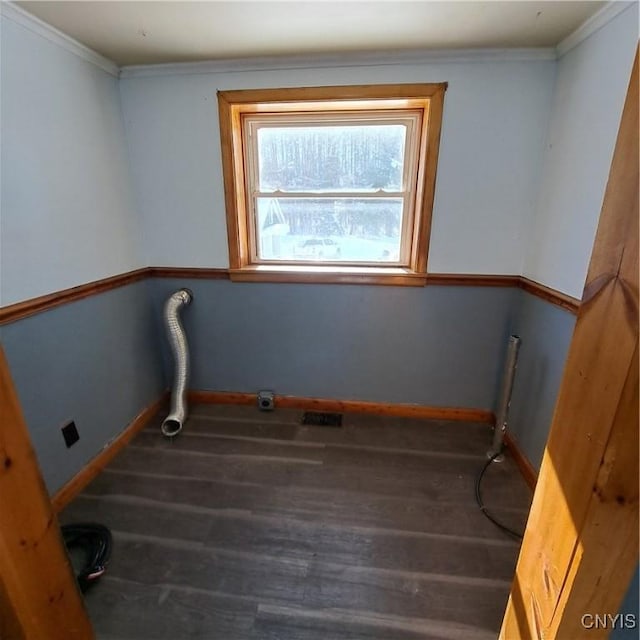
15,1,607,67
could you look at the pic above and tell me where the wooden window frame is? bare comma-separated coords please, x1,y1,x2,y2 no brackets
217,84,446,285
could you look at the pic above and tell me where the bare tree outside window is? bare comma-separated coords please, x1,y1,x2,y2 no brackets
248,118,415,263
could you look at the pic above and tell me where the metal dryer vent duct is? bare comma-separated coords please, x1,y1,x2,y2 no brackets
487,334,521,461
161,288,193,438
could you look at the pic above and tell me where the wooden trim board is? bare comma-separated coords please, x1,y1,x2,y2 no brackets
147,267,230,280
51,392,168,513
427,273,520,288
0,268,148,325
0,346,94,639
518,276,580,314
228,267,429,286
0,268,580,326
427,274,580,313
504,432,538,491
188,390,495,424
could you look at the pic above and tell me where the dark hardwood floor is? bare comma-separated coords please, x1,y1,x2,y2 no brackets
60,405,532,639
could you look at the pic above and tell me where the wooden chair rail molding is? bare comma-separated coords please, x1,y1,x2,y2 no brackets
0,268,149,325
518,277,581,314
0,269,579,325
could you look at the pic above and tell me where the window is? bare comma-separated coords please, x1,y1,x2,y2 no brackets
218,84,446,284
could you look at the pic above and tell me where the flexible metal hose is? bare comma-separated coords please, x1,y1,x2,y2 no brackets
487,334,521,460
161,288,193,437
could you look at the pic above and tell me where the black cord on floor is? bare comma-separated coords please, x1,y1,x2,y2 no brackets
475,452,524,541
61,523,112,592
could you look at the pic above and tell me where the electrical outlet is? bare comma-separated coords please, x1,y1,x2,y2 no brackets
257,390,275,411
61,421,79,448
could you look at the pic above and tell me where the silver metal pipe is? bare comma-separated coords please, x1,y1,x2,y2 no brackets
487,334,521,461
161,288,193,438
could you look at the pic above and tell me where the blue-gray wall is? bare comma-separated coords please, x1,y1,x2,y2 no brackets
150,278,518,411
508,289,576,470
0,11,142,307
1,7,159,497
0,278,577,497
150,280,574,471
0,281,164,494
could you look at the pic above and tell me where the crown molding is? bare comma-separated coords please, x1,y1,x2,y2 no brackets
0,1,119,77
2,0,632,79
556,1,636,58
119,47,556,79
